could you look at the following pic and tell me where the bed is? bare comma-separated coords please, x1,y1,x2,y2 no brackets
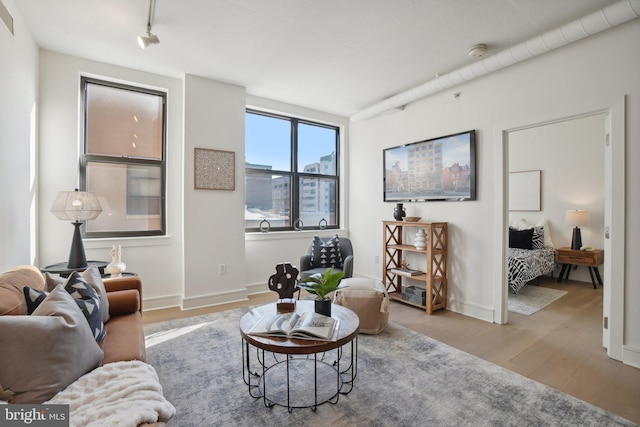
508,219,557,294
508,247,556,294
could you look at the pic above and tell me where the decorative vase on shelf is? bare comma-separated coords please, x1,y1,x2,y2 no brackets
414,229,427,250
106,245,126,277
393,203,406,221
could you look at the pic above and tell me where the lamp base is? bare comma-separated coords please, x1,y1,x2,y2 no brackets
571,226,583,250
67,221,88,269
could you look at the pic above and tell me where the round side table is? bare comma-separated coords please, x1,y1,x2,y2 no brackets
41,261,109,278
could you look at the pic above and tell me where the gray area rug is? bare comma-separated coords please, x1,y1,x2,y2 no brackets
508,284,567,315
144,307,633,426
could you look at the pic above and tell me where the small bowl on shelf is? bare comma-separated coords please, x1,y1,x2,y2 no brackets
403,216,421,222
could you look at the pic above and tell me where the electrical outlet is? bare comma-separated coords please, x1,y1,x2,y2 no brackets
219,264,227,275
374,255,379,264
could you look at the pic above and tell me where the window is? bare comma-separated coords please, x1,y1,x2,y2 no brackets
245,110,339,232
80,77,166,237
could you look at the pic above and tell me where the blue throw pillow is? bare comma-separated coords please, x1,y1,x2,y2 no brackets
23,271,106,342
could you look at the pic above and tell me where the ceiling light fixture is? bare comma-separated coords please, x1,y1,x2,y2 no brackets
137,0,159,49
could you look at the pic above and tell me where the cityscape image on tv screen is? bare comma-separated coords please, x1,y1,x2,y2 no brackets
383,130,476,202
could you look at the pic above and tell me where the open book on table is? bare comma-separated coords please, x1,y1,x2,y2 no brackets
248,311,340,341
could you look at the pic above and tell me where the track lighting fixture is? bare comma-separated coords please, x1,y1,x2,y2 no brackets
138,26,159,49
137,0,159,49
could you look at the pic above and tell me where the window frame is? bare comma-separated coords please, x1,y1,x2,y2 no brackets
79,76,167,238
245,109,340,233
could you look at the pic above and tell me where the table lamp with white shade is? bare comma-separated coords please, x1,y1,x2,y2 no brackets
50,189,103,269
565,209,589,250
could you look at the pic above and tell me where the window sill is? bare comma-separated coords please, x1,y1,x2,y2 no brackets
245,229,348,242
83,235,173,249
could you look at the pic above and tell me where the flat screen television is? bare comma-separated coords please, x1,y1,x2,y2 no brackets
383,130,476,202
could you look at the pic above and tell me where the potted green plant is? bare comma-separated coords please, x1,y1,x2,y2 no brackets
297,268,345,317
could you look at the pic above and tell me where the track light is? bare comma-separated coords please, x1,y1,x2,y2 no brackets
138,28,159,49
138,0,159,49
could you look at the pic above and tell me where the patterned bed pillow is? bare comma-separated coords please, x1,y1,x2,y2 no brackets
310,235,343,269
532,226,545,249
535,219,555,248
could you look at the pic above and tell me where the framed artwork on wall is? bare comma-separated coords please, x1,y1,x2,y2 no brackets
194,148,235,190
509,170,541,211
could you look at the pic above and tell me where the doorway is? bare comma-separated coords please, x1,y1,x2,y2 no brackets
495,97,626,361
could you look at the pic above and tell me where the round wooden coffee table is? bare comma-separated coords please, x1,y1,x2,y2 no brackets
240,300,359,411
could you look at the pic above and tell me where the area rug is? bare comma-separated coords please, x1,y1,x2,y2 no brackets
144,307,632,427
508,284,568,315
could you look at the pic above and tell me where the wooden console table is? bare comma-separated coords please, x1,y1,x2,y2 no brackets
382,220,448,314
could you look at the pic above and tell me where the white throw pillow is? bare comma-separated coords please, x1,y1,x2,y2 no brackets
510,218,531,230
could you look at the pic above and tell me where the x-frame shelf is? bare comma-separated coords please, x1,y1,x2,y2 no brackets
382,220,448,314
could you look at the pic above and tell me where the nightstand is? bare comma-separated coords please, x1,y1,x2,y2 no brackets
555,247,604,288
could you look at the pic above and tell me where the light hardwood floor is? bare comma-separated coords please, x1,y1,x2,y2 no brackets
143,277,640,424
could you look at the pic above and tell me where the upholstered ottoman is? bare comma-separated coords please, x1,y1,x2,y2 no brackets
333,278,389,335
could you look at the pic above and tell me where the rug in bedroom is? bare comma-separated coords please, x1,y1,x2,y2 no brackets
508,284,568,315
143,307,633,427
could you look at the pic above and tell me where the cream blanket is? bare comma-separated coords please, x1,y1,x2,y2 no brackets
46,360,175,427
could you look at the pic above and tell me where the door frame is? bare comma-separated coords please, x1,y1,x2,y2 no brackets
493,96,625,360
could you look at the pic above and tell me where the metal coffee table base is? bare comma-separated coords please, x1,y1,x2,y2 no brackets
242,337,358,412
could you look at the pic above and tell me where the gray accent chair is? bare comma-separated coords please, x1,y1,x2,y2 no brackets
299,237,354,280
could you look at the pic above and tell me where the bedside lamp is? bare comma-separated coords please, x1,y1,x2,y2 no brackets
50,189,103,269
565,209,589,250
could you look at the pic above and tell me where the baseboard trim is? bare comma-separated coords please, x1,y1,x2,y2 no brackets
181,289,248,310
143,294,181,311
622,344,640,369
143,284,273,312
448,299,494,323
246,282,270,295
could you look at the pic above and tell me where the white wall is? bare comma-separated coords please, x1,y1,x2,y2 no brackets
31,50,349,310
37,51,184,307
182,74,246,308
508,114,606,283
0,0,39,270
349,20,640,359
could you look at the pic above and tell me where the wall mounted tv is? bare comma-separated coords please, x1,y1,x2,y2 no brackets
383,130,476,202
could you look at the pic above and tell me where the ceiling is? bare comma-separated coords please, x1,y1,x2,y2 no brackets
14,0,620,118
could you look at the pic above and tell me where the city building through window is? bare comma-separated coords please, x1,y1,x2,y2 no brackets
245,110,339,232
